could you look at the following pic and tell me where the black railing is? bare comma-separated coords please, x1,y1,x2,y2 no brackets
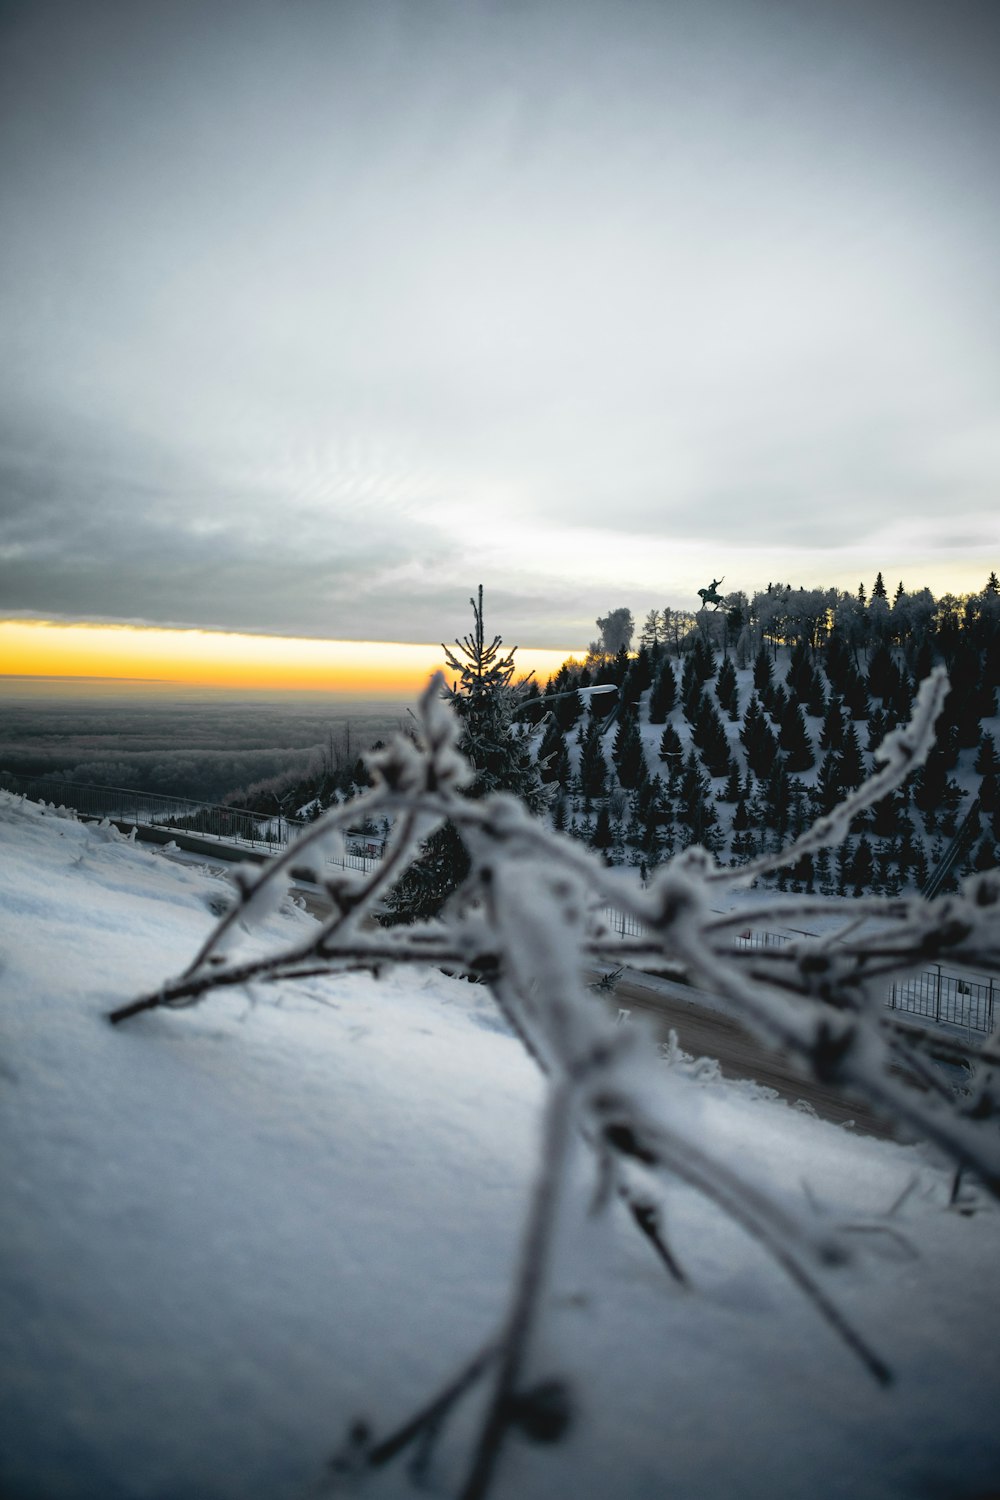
597,907,996,1035
0,772,381,870
0,772,300,852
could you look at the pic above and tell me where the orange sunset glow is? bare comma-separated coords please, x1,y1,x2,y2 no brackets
0,621,583,697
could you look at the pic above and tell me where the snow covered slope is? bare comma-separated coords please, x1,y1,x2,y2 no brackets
1,791,998,1499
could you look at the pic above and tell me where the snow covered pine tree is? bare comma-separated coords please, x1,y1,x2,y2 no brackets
382,587,547,923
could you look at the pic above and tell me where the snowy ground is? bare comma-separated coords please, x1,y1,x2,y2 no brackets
1,790,999,1500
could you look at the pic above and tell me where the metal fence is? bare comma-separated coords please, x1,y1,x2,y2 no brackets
887,967,995,1032
0,772,381,870
0,772,302,852
599,906,997,1035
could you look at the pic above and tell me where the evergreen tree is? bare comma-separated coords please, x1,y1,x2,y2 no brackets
633,643,654,693
942,641,987,751
684,794,722,854
785,638,816,700
693,633,717,683
753,645,773,692
819,695,845,751
787,778,811,839
837,723,866,791
591,806,613,853
680,651,700,707
683,679,708,725
975,732,998,776
866,708,887,754
538,717,571,788
613,709,647,789
805,673,827,718
612,643,631,685
648,660,677,723
538,716,567,780
676,753,721,852
912,744,966,820
658,724,685,789
766,683,788,725
867,642,894,699
716,654,739,718
814,748,843,815
870,788,903,840
778,701,815,772
740,694,778,778
634,775,667,858
836,837,855,895
719,760,743,803
852,836,875,896
437,588,547,807
677,751,710,819
842,668,869,720
579,718,608,798
762,756,791,839
973,835,997,873
553,681,584,731
815,846,834,895
383,588,546,923
694,696,731,776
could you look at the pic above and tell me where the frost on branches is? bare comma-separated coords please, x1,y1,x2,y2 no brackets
109,665,1000,1500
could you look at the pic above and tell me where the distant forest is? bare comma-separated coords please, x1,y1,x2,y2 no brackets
519,573,1000,897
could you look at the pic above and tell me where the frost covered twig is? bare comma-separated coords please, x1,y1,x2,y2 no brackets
109,669,1000,1497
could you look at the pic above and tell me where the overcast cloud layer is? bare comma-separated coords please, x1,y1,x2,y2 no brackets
2,0,998,647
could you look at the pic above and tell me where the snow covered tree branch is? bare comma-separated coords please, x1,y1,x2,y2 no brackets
108,667,1000,1497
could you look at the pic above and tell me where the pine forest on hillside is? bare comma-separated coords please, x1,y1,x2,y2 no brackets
524,575,1000,898
232,574,1000,902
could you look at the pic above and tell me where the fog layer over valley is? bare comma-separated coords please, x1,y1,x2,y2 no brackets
0,682,405,804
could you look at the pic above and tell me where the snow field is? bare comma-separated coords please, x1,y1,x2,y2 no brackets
1,792,999,1499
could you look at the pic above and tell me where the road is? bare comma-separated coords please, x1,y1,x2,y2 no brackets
588,966,914,1142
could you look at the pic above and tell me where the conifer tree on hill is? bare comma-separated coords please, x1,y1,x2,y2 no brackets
716,654,739,719
382,587,546,924
579,716,608,799
648,659,676,723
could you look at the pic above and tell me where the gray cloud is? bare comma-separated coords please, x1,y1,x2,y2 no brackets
2,0,998,646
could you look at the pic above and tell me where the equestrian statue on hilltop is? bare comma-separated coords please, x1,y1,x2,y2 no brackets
697,576,725,610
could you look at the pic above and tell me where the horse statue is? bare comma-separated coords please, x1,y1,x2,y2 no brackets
697,576,725,610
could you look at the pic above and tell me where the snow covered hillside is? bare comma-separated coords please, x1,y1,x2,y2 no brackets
533,584,1000,896
1,791,999,1499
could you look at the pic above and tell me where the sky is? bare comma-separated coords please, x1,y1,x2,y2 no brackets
1,0,999,687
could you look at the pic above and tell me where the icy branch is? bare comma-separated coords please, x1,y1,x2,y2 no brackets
110,666,1000,1498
